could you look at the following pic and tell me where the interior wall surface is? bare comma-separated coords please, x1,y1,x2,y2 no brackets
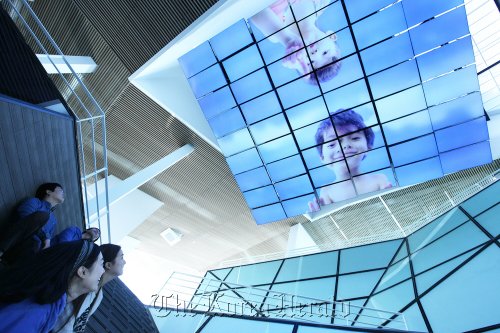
0,96,84,233
86,278,159,333
203,181,500,333
0,7,84,232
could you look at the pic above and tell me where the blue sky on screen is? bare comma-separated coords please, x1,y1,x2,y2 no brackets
179,0,491,224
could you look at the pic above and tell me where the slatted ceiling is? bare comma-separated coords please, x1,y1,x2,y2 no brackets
72,0,219,72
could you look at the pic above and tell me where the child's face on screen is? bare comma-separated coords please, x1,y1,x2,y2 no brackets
321,125,368,170
308,35,341,70
282,35,340,79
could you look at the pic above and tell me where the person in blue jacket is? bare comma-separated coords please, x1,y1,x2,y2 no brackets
0,183,100,264
0,240,104,333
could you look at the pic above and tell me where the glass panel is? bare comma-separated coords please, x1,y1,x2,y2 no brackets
271,277,336,302
375,258,411,293
319,53,364,93
353,167,396,195
198,86,236,119
243,185,279,208
420,245,500,332
267,154,307,183
382,110,433,145
258,135,298,164
324,79,370,112
208,107,246,138
417,36,475,81
435,117,489,153
226,148,263,174
188,63,227,99
240,91,282,125
395,156,443,187
309,160,350,188
475,204,500,237
340,239,401,273
376,85,427,123
276,251,338,282
408,207,470,253
403,0,464,27
223,45,264,82
439,141,492,175
316,179,357,204
389,134,439,167
423,66,480,107
225,260,282,285
391,242,407,265
410,221,489,274
344,0,396,22
360,32,414,76
234,167,271,192
385,302,428,332
302,144,328,170
257,24,303,65
252,203,287,224
151,310,208,333
208,268,231,281
428,92,484,130
178,41,217,78
286,96,329,130
337,269,384,300
368,60,420,100
274,174,314,200
415,248,477,295
352,2,408,50
217,128,255,157
461,181,500,217
365,280,414,317
277,77,322,109
209,19,253,60
202,316,294,333
282,193,318,217
231,68,272,104
409,6,470,55
249,114,290,145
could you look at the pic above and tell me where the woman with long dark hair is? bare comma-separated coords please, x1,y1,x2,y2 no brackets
53,244,126,332
0,240,104,333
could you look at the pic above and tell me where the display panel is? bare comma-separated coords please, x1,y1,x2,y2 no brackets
179,0,491,224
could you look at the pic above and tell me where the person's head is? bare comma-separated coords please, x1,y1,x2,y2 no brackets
283,34,342,85
35,182,64,206
101,244,126,279
82,227,100,242
0,240,103,304
315,109,374,172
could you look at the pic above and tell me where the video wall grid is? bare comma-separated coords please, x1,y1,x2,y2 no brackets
179,0,492,224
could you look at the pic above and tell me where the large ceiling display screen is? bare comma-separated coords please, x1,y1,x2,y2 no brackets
179,0,492,224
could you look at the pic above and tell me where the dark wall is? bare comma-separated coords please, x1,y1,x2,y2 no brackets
0,6,84,231
0,96,84,232
87,278,159,333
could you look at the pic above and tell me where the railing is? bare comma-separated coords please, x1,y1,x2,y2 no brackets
152,272,408,330
2,0,111,241
220,168,499,267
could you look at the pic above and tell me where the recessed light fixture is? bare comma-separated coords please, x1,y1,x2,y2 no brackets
160,228,183,246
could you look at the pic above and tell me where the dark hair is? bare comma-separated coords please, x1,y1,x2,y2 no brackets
100,244,121,265
308,59,342,86
315,109,375,158
0,240,100,304
35,183,63,200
